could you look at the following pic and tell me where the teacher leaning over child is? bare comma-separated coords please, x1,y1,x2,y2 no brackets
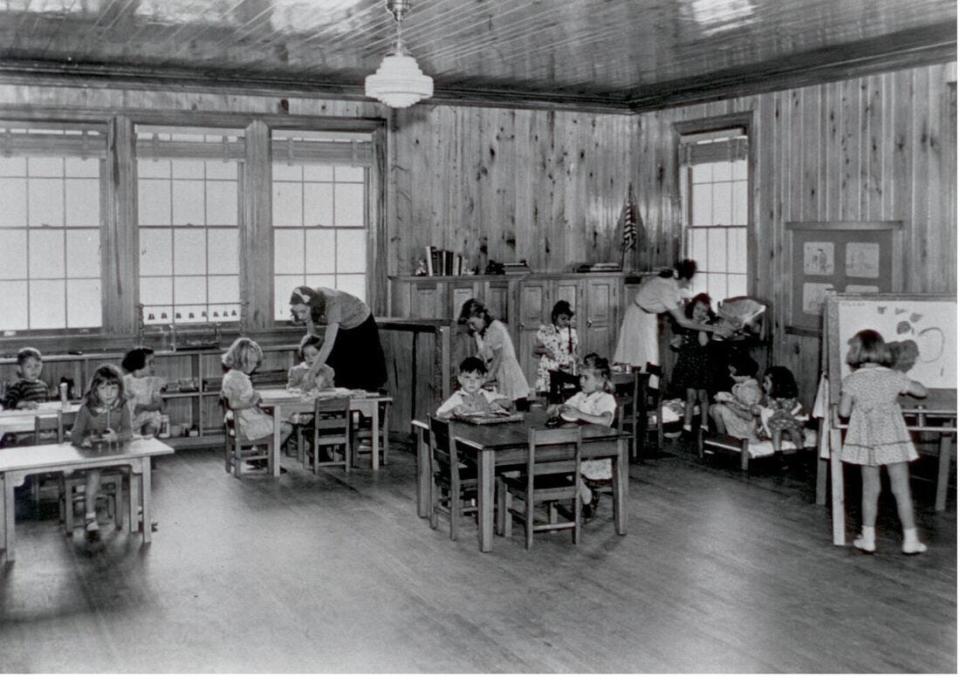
289,285,387,392
613,260,722,375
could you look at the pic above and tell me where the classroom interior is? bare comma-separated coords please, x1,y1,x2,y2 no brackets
0,0,956,674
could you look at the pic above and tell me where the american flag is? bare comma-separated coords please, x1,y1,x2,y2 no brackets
621,183,639,252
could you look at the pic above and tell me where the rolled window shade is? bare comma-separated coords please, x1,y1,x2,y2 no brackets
680,128,748,165
0,124,107,159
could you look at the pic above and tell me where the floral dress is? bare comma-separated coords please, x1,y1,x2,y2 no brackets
714,378,763,441
535,323,579,393
840,367,918,466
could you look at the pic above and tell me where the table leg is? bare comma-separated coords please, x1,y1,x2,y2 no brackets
4,476,16,562
382,404,389,465
272,409,282,478
371,403,380,472
614,437,627,535
128,470,137,532
478,449,495,552
935,432,953,512
829,427,845,546
416,427,430,518
141,458,152,544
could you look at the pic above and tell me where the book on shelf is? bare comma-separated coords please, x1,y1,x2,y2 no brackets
424,245,434,276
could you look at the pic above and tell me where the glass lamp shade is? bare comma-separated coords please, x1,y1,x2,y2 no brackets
364,52,434,108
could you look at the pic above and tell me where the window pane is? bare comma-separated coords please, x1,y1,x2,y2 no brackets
274,229,304,274
66,230,100,277
304,164,333,181
689,273,707,296
272,163,302,181
205,160,237,180
727,228,748,274
140,276,172,305
336,274,365,301
140,228,172,276
171,180,204,225
305,229,336,273
728,274,747,298
335,165,364,182
30,229,65,278
689,229,707,268
138,159,170,179
208,275,239,307
275,274,306,320
171,159,204,179
732,159,747,180
0,229,27,278
30,279,65,328
29,178,64,226
206,181,237,226
691,163,711,184
139,179,171,225
0,156,26,176
732,180,748,225
0,178,27,226
711,182,732,225
0,280,28,330
273,182,302,226
337,230,366,272
712,160,731,181
174,275,206,306
28,157,63,177
707,230,727,275
173,228,206,275
706,273,726,302
303,183,333,226
65,178,100,226
67,278,101,328
691,184,711,226
65,158,99,178
208,228,238,274
334,184,364,226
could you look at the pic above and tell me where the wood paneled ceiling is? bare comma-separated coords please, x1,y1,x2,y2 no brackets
0,0,955,111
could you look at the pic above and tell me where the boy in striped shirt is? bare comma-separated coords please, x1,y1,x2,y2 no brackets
4,347,49,409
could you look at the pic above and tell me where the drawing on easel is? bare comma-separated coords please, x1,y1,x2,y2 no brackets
803,242,834,275
802,282,835,316
845,242,880,278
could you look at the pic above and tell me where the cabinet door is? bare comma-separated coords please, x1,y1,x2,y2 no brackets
582,278,621,361
516,280,550,388
482,280,512,323
411,282,447,319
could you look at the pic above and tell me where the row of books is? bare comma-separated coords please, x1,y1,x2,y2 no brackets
425,246,465,276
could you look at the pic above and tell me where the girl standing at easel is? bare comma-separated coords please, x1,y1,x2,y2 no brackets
839,329,928,555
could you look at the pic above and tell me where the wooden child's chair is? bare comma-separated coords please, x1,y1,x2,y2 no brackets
428,417,479,541
221,397,273,477
306,396,352,473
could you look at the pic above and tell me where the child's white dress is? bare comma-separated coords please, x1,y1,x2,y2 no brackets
562,390,618,481
475,320,530,400
124,374,163,434
221,369,273,441
840,367,918,466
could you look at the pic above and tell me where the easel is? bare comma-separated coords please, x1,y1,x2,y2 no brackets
821,293,957,546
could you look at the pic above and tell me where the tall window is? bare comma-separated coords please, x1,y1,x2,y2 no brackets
272,130,371,320
680,128,749,302
136,126,243,325
0,125,104,331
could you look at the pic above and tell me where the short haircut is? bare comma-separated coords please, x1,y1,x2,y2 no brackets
121,346,154,373
729,354,759,378
846,329,891,368
221,337,264,371
551,300,574,323
298,334,323,359
763,365,798,399
16,347,42,365
581,352,601,369
582,354,611,379
458,357,487,375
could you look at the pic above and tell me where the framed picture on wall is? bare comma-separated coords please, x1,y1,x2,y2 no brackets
785,221,902,335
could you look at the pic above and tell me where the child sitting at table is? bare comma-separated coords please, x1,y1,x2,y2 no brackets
436,357,514,419
221,337,293,447
71,363,133,541
121,346,164,436
547,355,617,521
287,335,336,393
3,347,49,410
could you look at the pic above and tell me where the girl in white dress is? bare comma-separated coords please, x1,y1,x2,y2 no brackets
458,299,530,408
221,337,293,445
121,346,164,436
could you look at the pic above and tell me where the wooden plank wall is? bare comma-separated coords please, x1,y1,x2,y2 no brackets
0,61,955,406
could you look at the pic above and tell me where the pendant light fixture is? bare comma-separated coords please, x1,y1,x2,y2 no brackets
364,0,433,108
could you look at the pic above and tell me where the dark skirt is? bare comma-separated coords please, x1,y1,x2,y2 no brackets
325,314,387,391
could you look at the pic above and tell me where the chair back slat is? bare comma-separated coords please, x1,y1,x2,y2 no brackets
527,427,582,477
34,412,64,444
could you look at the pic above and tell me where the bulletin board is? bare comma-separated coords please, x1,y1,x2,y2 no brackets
786,221,902,334
823,292,957,406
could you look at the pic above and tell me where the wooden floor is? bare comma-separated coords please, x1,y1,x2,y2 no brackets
0,438,955,673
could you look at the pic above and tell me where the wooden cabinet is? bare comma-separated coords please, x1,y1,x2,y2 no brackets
391,272,623,393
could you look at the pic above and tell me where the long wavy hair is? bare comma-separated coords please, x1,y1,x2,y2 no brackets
290,285,327,325
84,363,128,410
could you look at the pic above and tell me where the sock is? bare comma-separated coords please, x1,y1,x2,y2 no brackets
853,526,875,552
84,513,99,531
902,528,928,554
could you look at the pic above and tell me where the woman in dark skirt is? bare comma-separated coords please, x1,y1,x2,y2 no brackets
288,286,387,391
